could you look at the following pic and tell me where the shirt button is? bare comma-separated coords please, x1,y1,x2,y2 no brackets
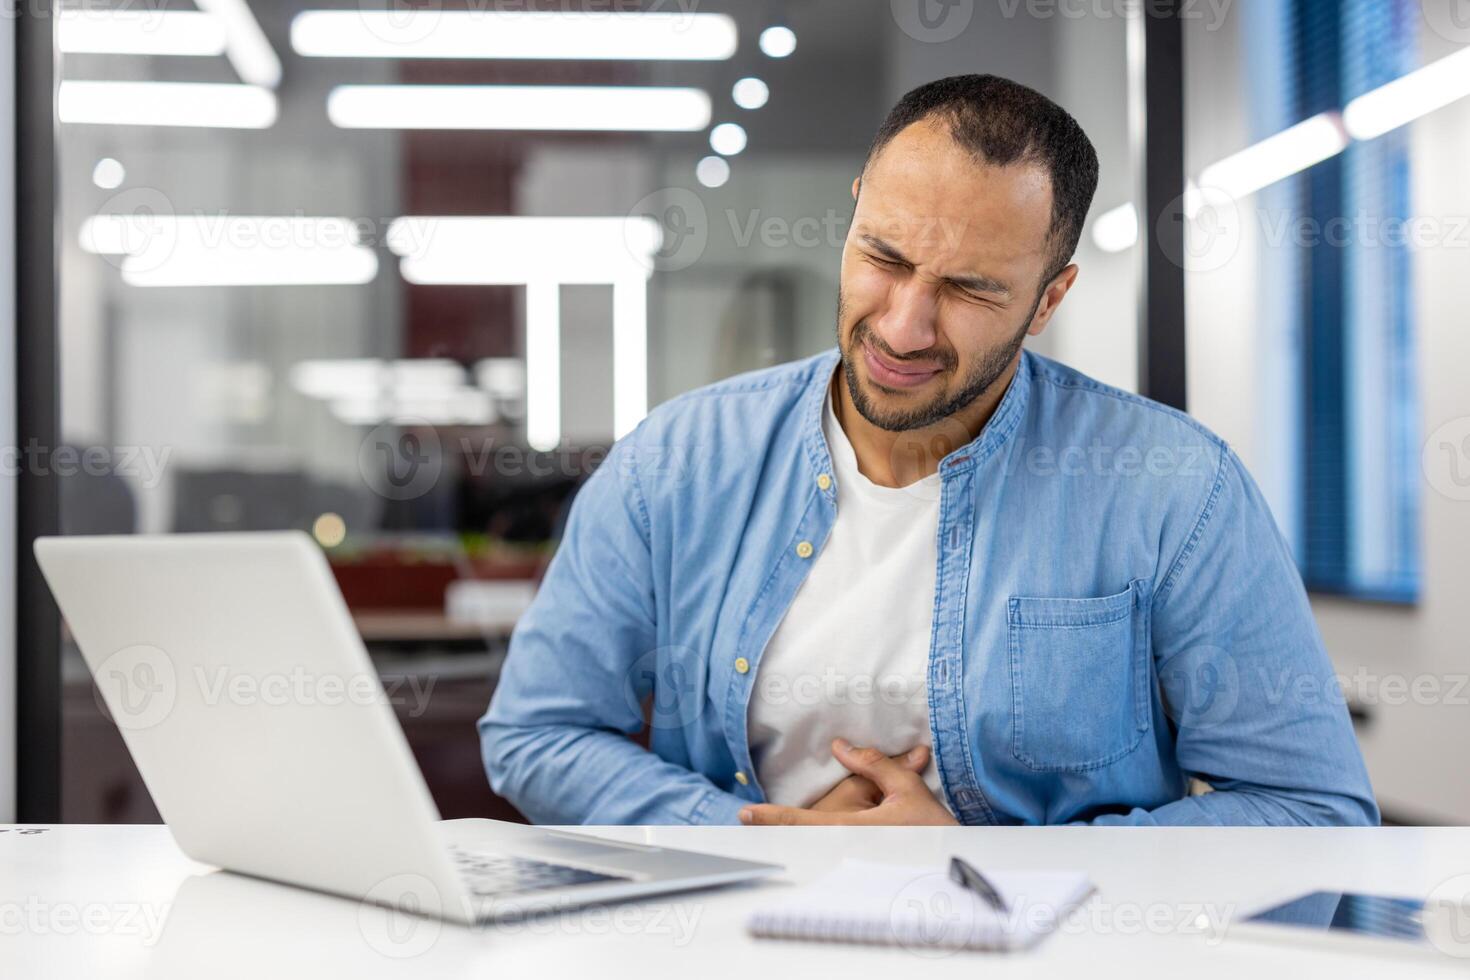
734,657,750,674
734,771,749,786
816,473,832,491
795,540,814,559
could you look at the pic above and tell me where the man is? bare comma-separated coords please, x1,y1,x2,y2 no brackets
479,74,1377,827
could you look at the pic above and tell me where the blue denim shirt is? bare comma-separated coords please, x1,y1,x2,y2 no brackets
480,348,1378,827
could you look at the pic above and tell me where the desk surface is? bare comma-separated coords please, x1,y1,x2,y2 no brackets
5,824,1468,978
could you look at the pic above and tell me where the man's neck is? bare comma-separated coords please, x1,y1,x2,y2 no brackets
831,353,1022,488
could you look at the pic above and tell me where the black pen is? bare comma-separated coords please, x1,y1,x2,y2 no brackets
949,856,1010,914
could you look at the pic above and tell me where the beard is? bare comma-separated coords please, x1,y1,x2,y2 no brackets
837,288,1040,433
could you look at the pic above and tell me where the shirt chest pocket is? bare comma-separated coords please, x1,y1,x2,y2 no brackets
1006,579,1152,773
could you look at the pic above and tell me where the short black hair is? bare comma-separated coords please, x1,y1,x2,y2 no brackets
864,74,1100,288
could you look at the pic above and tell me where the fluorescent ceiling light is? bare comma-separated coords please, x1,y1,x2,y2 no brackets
79,215,376,286
1090,203,1138,253
81,214,366,255
709,122,747,156
1343,44,1470,140
474,359,527,400
57,9,226,56
611,279,646,440
386,216,659,447
696,155,730,188
59,80,277,128
1087,49,1470,243
122,245,377,287
292,358,496,426
1198,111,1347,201
291,358,467,400
193,0,282,88
759,25,796,58
732,77,769,110
386,216,662,284
327,84,710,132
92,157,125,190
524,281,560,452
291,10,736,61
330,391,496,426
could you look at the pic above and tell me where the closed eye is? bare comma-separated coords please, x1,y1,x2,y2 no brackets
953,286,1000,305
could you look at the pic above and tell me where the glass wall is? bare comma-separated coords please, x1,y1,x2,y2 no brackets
1179,0,1470,821
1180,0,1423,600
54,0,1126,821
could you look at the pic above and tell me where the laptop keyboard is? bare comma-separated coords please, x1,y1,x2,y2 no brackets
450,847,632,897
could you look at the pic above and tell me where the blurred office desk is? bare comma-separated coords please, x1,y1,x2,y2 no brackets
6,825,1468,978
352,609,517,645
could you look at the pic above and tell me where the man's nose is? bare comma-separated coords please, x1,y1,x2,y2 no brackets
870,279,939,355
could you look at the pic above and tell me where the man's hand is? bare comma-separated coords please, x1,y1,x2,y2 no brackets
809,745,930,813
739,739,958,826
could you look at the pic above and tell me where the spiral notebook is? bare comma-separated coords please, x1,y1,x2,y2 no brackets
747,859,1094,952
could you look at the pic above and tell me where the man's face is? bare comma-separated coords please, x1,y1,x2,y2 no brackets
837,117,1060,432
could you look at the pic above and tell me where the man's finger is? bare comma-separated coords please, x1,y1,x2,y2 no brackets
831,738,925,795
901,744,930,772
738,804,849,826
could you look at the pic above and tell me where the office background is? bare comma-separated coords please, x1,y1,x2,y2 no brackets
3,0,1469,825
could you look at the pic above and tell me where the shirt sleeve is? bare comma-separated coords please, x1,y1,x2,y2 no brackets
1087,447,1380,827
477,431,747,826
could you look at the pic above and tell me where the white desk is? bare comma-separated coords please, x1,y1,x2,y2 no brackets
5,824,1468,978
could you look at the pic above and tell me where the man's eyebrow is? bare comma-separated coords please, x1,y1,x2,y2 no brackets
858,234,1012,299
946,272,1012,298
860,234,910,264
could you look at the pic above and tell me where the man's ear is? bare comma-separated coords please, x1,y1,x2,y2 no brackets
1026,264,1080,337
851,176,861,201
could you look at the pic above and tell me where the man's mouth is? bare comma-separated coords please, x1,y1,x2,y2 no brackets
862,341,944,390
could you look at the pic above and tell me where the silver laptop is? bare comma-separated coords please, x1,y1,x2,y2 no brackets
35,532,778,924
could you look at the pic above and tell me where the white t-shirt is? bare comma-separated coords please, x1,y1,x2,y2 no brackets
747,385,948,809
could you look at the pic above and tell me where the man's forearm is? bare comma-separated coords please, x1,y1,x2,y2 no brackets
481,721,747,826
1082,783,1380,827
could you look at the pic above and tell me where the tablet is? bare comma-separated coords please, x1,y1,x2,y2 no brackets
1235,891,1468,962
